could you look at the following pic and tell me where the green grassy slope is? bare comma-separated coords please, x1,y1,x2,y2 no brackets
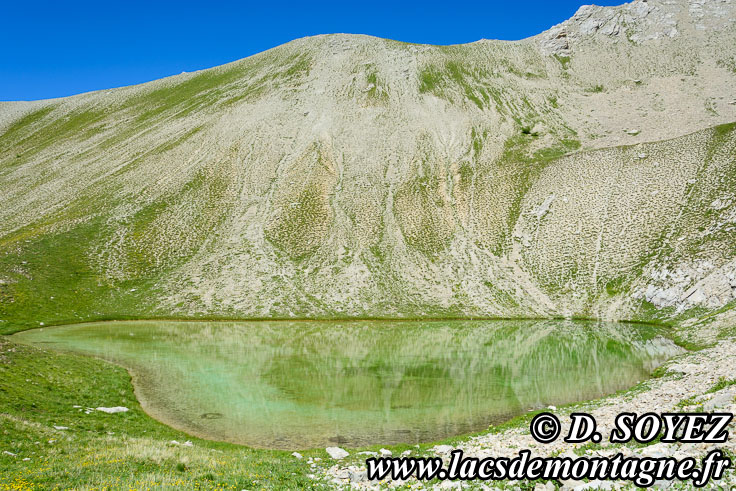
0,336,315,489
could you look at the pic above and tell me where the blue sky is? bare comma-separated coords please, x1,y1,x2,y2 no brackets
1,0,622,101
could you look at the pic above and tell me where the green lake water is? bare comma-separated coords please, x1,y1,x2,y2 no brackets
14,319,682,449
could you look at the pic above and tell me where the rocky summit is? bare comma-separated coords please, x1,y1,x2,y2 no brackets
0,0,735,340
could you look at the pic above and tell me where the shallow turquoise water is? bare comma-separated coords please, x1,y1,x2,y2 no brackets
15,319,681,449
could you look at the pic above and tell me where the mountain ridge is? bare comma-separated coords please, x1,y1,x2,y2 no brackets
0,0,734,342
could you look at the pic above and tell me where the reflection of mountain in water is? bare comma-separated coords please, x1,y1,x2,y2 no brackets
256,319,678,416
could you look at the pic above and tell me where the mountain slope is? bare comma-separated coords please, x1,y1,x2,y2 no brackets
1,0,735,335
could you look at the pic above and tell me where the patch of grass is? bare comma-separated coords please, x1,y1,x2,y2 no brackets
393,170,454,256
553,55,571,70
364,68,389,103
705,377,736,395
2,107,108,164
0,217,158,335
604,276,629,296
0,337,315,489
675,394,702,410
630,298,674,325
532,138,581,161
122,51,311,124
418,61,491,109
716,58,736,74
418,66,444,93
0,106,56,156
670,331,710,352
713,120,736,138
265,183,332,260
471,127,486,159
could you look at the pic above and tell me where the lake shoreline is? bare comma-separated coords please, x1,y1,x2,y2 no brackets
13,318,682,451
317,338,736,488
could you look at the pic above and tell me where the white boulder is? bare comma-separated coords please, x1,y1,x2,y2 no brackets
96,406,129,414
326,447,349,459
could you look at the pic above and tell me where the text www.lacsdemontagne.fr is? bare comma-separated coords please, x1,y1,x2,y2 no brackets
366,449,731,487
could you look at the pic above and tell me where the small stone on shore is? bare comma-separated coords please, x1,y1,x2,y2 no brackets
326,447,349,459
96,406,129,414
